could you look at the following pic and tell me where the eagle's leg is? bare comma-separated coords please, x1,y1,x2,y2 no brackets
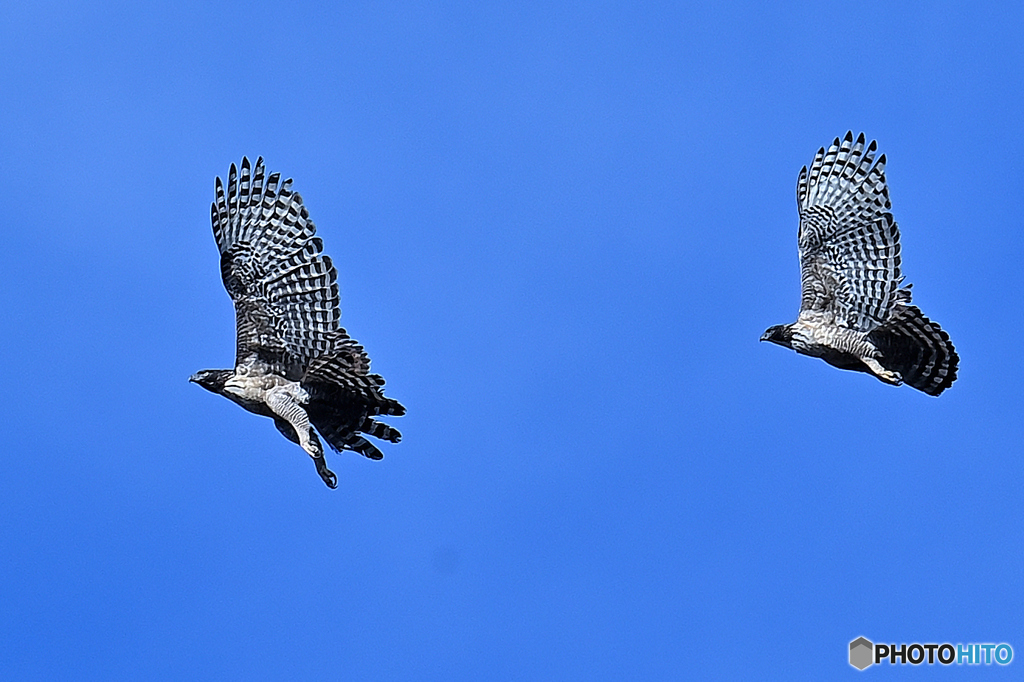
266,386,338,488
861,356,903,386
266,387,320,456
302,428,337,489
312,454,338,489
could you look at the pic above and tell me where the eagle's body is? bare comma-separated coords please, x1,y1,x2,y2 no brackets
191,157,405,488
762,132,958,395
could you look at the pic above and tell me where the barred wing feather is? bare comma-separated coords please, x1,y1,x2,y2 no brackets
796,131,907,331
211,157,341,378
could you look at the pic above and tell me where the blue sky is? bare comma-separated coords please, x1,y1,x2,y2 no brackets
1,0,1021,679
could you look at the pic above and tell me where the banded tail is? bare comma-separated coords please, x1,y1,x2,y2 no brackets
869,306,958,396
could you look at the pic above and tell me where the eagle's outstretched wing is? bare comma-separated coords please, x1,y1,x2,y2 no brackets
796,131,907,331
211,157,367,380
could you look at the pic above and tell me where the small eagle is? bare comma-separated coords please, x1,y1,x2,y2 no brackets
761,132,958,395
191,157,405,487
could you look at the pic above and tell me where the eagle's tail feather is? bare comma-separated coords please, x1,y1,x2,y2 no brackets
361,417,402,443
343,435,385,461
313,422,385,461
869,306,958,396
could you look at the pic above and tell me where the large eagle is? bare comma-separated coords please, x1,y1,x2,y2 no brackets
761,132,958,395
191,157,405,487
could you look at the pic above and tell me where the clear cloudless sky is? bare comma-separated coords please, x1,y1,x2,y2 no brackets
1,1,1021,679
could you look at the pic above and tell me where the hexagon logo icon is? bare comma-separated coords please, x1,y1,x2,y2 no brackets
850,637,874,670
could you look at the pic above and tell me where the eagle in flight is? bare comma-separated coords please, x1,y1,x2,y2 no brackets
191,157,405,487
761,132,958,395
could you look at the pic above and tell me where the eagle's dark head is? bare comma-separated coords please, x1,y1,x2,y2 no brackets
760,324,795,349
189,369,234,394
